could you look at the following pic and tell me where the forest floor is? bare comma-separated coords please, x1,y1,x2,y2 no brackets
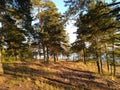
0,60,120,90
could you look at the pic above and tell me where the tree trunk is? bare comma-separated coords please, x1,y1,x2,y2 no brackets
96,49,103,74
112,38,116,76
105,43,109,72
42,44,46,62
98,56,103,74
110,64,112,75
95,35,103,75
0,50,3,74
38,44,41,61
0,34,4,74
83,48,86,64
96,61,100,74
54,53,56,63
99,48,103,74
46,46,49,63
99,56,103,74
56,53,58,61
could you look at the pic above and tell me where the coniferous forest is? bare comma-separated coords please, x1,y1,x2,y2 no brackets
0,0,120,90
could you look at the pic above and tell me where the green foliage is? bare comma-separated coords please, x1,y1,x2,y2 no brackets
0,0,33,61
32,0,69,62
68,0,120,74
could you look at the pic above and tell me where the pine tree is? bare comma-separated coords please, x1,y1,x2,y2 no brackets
74,1,120,74
32,0,69,63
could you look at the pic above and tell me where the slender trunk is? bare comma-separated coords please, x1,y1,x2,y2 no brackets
54,53,56,63
15,49,18,61
0,34,4,74
97,55,103,74
112,38,116,76
56,53,58,61
110,64,112,75
105,43,109,72
46,46,49,63
1,34,4,61
95,49,101,74
99,60,103,74
106,53,109,71
96,60,100,74
0,50,3,74
42,44,46,62
83,48,86,64
95,47,103,74
99,48,103,74
95,35,103,75
38,44,41,61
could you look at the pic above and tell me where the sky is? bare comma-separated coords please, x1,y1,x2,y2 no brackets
52,0,77,44
0,23,1,28
52,0,68,14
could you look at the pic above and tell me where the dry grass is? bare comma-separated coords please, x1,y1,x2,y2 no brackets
0,60,120,90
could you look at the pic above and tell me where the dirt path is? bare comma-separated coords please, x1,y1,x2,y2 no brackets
0,61,120,90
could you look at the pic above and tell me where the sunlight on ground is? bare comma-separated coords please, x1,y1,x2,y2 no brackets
0,60,120,90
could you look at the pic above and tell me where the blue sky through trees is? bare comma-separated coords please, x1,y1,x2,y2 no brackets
51,0,115,43
52,0,77,43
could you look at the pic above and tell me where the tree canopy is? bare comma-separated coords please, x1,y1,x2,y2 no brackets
65,0,120,75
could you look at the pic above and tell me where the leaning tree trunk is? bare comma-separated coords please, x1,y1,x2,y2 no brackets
0,50,3,74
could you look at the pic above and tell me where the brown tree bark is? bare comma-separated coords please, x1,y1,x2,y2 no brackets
54,53,56,63
0,34,4,74
97,54,103,75
42,43,46,62
0,50,3,74
112,38,116,76
46,46,49,63
96,60,100,74
105,43,109,72
95,35,103,75
83,48,86,64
